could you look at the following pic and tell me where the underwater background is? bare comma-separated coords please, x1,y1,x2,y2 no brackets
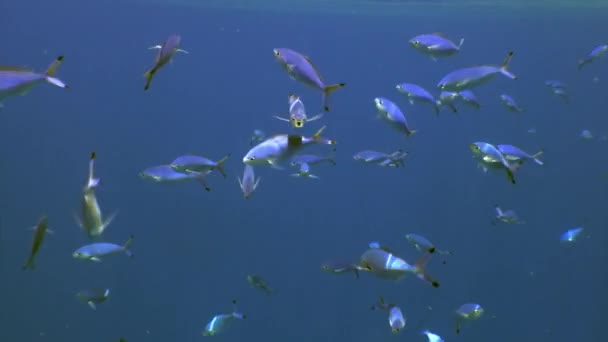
1,0,606,341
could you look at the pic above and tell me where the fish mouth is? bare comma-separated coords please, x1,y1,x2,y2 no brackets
293,120,304,128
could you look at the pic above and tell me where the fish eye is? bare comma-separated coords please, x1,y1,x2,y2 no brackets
274,50,281,57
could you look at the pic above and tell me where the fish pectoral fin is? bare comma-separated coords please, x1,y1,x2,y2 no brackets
273,116,290,122
88,301,97,310
307,113,324,122
268,160,284,170
90,257,102,262
176,48,189,54
147,45,162,50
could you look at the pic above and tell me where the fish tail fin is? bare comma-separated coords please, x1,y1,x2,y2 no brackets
193,172,211,191
532,150,544,165
458,38,465,48
45,56,64,76
322,83,346,112
215,154,231,178
414,250,440,288
500,51,517,80
312,125,336,145
86,152,100,191
123,235,135,257
494,205,504,217
143,67,157,91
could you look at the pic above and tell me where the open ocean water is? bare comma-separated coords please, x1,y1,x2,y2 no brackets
1,1,607,341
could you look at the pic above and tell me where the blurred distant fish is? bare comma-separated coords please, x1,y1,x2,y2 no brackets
76,288,110,310
409,33,464,60
250,129,266,146
73,235,134,262
243,126,336,169
544,80,569,103
499,94,523,112
580,129,593,140
370,296,406,334
458,90,481,109
395,82,441,115
578,44,608,71
247,275,276,295
22,215,52,270
560,227,584,243
404,233,451,255
374,97,416,136
274,94,323,128
77,152,117,239
140,165,211,191
422,330,444,342
0,56,68,105
377,150,408,168
455,303,484,334
438,51,517,91
202,300,246,336
545,80,567,89
492,205,524,225
290,151,336,167
144,34,188,91
237,165,260,199
273,48,345,111
291,162,319,179
353,149,406,167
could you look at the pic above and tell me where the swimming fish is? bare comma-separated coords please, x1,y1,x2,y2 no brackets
496,144,543,165
409,33,464,60
321,259,365,279
395,83,441,115
370,296,406,334
247,275,276,295
377,150,408,168
578,44,608,71
76,288,110,310
422,330,444,342
0,56,68,104
273,48,345,111
560,227,584,243
290,152,336,167
493,205,524,224
438,51,517,91
291,162,319,179
455,303,484,334
374,97,416,136
499,94,523,112
144,34,188,90
237,165,261,199
580,130,593,140
404,233,451,255
458,90,481,109
359,245,439,287
77,152,117,239
73,235,134,262
243,125,335,169
202,299,246,336
22,215,52,270
438,91,459,113
171,154,230,178
274,94,323,128
469,142,521,184
140,165,211,191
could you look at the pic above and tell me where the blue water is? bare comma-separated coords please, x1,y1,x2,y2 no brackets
1,1,607,341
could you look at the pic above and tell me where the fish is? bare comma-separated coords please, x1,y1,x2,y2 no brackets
274,94,324,128
493,205,524,224
144,34,188,90
290,151,336,167
409,33,464,60
560,227,584,243
202,300,246,336
377,150,408,168
353,150,393,163
422,330,444,342
578,44,608,71
469,142,521,184
73,235,134,262
22,215,52,270
395,83,441,115
0,56,68,104
170,154,230,178
76,288,110,310
321,259,364,279
247,275,276,295
438,91,459,113
580,130,593,140
438,51,517,91
458,90,481,109
545,80,567,89
273,48,345,111
243,125,336,168
455,303,484,334
496,144,543,165
250,129,266,146
77,152,117,239
359,246,440,287
237,165,261,199
140,165,211,191
291,162,319,179
374,97,416,136
370,296,406,333
404,233,451,255
499,94,523,112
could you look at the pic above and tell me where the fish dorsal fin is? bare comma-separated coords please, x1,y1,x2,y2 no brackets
303,55,324,82
0,66,33,72
287,135,303,147
431,32,448,38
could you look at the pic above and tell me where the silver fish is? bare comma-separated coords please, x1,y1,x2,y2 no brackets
170,154,230,178
0,56,68,104
458,90,481,109
274,94,323,128
374,97,416,136
273,48,345,111
73,235,134,262
202,300,246,336
237,165,260,199
291,162,319,179
499,94,523,112
140,165,211,191
395,82,441,115
78,152,116,239
359,246,439,287
438,51,517,91
409,33,464,60
76,288,110,310
578,44,608,71
22,215,52,270
493,205,524,224
455,303,484,334
370,297,406,334
144,34,188,90
404,233,451,255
